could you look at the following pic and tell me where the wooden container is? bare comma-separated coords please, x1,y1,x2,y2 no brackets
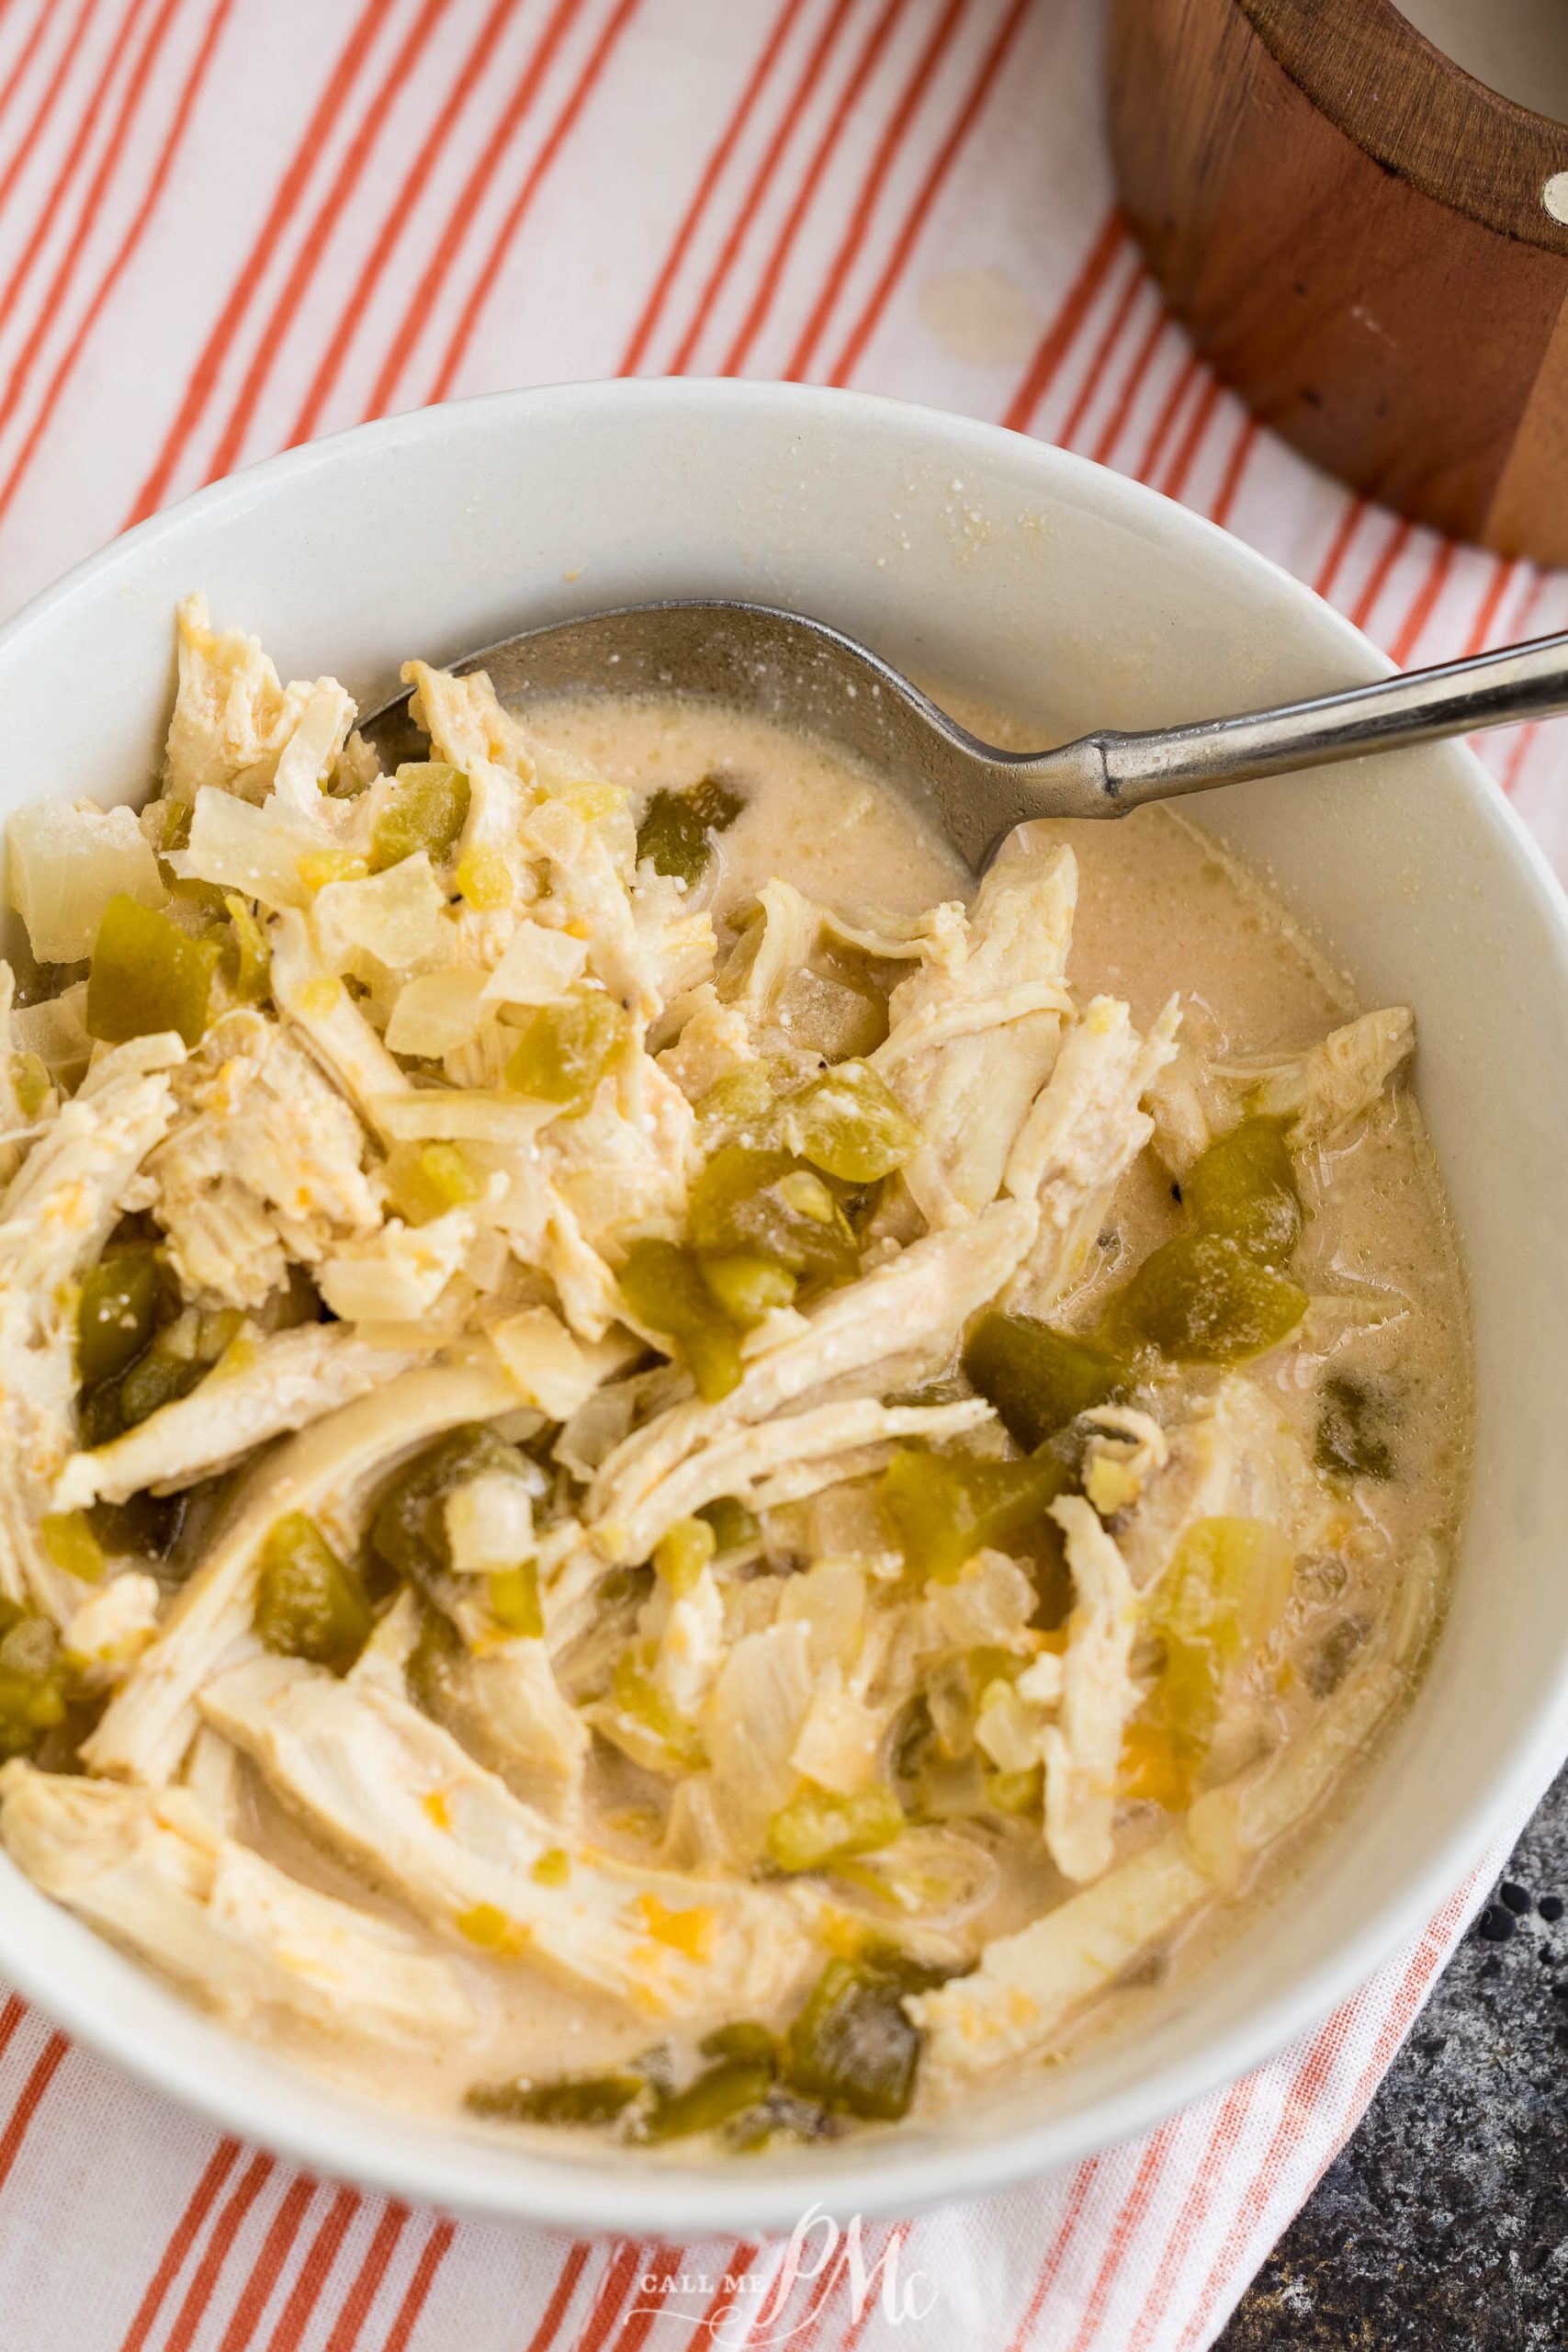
1106,0,1568,561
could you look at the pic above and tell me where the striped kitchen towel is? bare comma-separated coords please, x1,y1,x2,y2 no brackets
0,1,1554,2346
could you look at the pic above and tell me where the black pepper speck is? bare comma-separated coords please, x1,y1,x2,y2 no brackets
1540,1895,1564,1924
1500,1883,1531,1916
1477,1906,1516,1943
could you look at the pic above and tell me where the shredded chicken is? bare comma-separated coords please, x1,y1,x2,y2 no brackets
83,1363,520,1786
54,1323,431,1510
0,1762,473,2045
0,1036,183,1618
147,1012,381,1307
202,1654,816,2021
875,842,1077,1226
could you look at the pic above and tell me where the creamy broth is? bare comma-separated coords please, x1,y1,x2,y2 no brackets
0,621,1470,2156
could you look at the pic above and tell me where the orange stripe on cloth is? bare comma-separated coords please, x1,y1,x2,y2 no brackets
214,2172,317,2352
1312,492,1368,600
202,0,458,485
0,0,105,254
783,0,975,383
1122,2075,1261,2352
124,0,386,523
619,0,811,376
285,0,519,448
617,2243,697,2352
0,0,152,353
265,2182,360,2352
1059,2121,1180,2352
827,0,1032,387
1209,413,1258,528
1388,539,1456,665
1085,298,1164,465
1055,254,1145,448
666,0,858,378
1348,514,1414,634
0,0,236,534
0,0,59,132
1000,205,1126,434
569,2237,649,2352
1158,370,1224,502
320,2202,410,2352
426,0,648,404
382,2215,457,2352
718,0,906,379
1133,347,1201,484
118,2138,243,2352
363,0,592,420
521,2239,592,2352
1004,2158,1101,2352
1168,2003,1364,2352
162,2149,276,2352
0,2029,66,2196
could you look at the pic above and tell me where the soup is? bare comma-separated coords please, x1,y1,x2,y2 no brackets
0,598,1468,2154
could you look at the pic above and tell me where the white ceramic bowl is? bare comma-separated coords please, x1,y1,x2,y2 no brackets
3,379,1566,2236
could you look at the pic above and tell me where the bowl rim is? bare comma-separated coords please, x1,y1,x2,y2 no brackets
3,373,1566,2235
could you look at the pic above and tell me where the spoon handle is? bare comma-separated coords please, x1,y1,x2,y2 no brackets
1085,628,1568,808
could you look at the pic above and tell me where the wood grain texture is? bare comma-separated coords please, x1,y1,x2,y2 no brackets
1106,0,1568,560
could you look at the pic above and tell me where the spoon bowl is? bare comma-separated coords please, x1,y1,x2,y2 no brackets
361,594,1568,871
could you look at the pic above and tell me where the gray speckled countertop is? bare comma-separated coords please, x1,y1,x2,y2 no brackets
1217,1762,1568,2349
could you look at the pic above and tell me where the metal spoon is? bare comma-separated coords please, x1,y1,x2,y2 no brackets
359,598,1568,871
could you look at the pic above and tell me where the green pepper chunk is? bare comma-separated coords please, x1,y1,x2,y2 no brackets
1149,1515,1293,1762
88,1487,187,1564
700,2019,780,2065
0,1605,73,1756
77,1247,160,1389
1113,1233,1307,1364
618,1237,742,1403
370,762,470,871
696,1249,795,1329
467,2071,644,2127
652,1515,716,1598
40,1510,106,1584
118,1343,205,1430
1185,1116,1303,1264
881,1445,1070,1582
254,1511,372,1671
688,1145,857,1288
370,1425,535,1600
382,1140,482,1226
635,775,745,885
86,895,220,1049
784,1958,923,2122
504,989,629,1114
220,893,271,1003
1315,1373,1394,1480
636,2052,778,2143
786,1062,919,1182
962,1310,1127,1451
611,1645,708,1770
767,1782,905,1873
10,1051,48,1118
488,1561,543,1637
696,1495,760,1553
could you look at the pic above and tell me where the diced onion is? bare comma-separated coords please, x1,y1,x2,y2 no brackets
444,1474,537,1574
385,968,490,1057
313,852,449,974
481,921,588,1006
8,801,166,961
170,786,314,910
